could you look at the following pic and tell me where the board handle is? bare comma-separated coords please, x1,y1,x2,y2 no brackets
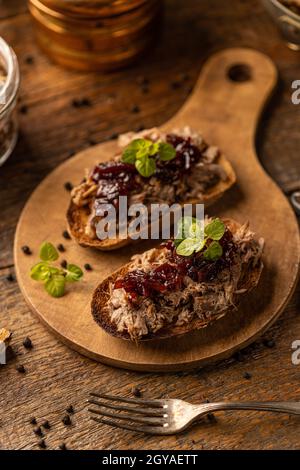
168,48,278,148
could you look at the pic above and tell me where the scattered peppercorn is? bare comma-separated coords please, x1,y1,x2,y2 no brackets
6,273,15,282
25,55,34,65
89,139,97,146
38,439,47,449
34,426,43,437
6,346,15,361
59,443,68,450
66,405,74,414
72,98,91,108
132,386,142,398
62,415,71,426
84,263,92,271
264,339,276,349
41,420,51,430
16,364,26,374
29,417,37,425
243,372,252,380
64,182,73,192
19,105,28,115
57,243,65,253
23,337,33,350
22,245,32,255
62,230,71,240
60,260,67,269
131,105,140,114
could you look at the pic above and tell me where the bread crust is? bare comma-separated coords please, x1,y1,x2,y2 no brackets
91,219,263,341
67,154,236,250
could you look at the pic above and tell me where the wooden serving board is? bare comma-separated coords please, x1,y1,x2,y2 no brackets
14,48,300,372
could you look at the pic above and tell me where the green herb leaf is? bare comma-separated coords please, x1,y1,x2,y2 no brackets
65,264,83,282
148,142,160,156
204,218,225,241
158,142,176,161
121,147,137,164
203,241,223,261
175,217,203,244
176,238,200,257
30,262,51,281
135,156,156,178
39,242,59,262
44,274,66,298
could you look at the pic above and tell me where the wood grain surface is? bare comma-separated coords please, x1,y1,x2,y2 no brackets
14,47,299,372
0,0,300,450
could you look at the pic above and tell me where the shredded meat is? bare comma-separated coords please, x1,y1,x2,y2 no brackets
105,220,264,340
71,127,228,239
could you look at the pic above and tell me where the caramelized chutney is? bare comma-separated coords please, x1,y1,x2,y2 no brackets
114,228,236,302
90,134,205,207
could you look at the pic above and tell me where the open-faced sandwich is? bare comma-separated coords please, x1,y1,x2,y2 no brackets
67,127,236,250
91,217,264,341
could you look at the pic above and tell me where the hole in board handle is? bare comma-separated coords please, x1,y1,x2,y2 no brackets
227,63,252,82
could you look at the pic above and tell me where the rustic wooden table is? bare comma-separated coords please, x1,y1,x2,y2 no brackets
0,0,299,451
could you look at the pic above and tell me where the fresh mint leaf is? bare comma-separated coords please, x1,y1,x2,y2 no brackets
30,262,51,281
65,264,83,282
135,156,156,178
203,241,223,261
44,274,66,298
39,242,59,262
122,147,136,164
204,218,225,241
176,238,199,257
175,217,203,243
158,142,176,161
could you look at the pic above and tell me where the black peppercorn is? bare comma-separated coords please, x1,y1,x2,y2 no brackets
59,443,68,450
60,260,67,269
66,405,74,414
38,439,47,449
131,105,140,114
34,426,43,437
264,339,276,349
30,417,37,425
84,263,92,271
62,415,71,426
132,386,142,398
62,230,71,240
19,105,28,115
22,245,32,255
16,364,26,374
64,182,73,192
6,273,15,282
243,372,252,380
57,243,65,253
41,420,51,430
23,337,33,350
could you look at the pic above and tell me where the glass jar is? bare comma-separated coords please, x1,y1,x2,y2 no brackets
28,0,162,71
262,0,300,50
0,37,20,166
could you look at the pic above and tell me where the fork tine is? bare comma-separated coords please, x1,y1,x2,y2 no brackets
90,416,167,435
88,407,164,426
88,398,166,417
90,392,164,408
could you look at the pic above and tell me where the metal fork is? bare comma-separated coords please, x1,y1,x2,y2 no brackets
88,392,300,435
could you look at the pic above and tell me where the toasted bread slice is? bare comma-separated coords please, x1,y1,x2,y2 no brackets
91,219,263,341
67,153,236,250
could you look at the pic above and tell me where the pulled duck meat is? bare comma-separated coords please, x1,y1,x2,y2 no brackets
106,219,264,340
71,127,229,238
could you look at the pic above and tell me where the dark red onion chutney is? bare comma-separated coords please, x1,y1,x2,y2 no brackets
90,134,206,207
114,227,236,302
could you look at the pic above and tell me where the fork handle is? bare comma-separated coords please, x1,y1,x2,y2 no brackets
200,402,300,416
